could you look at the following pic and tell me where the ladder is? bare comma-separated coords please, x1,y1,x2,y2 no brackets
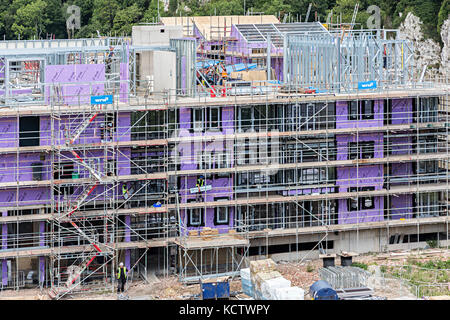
59,183,99,222
48,255,99,299
69,150,102,180
50,106,107,299
68,112,100,145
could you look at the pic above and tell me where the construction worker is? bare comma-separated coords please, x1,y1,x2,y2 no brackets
122,184,129,200
195,175,205,201
220,63,228,85
122,183,131,208
196,175,205,189
116,262,127,294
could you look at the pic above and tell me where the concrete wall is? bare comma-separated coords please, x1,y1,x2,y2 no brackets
250,222,448,261
138,51,176,93
132,25,183,46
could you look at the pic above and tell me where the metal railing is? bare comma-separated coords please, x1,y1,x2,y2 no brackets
319,266,372,289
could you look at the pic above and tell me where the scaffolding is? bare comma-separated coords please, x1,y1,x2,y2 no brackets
0,28,449,297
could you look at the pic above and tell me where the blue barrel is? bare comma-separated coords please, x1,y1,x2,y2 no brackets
309,280,338,300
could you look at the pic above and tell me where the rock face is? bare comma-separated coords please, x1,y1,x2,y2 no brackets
399,12,442,78
440,18,450,77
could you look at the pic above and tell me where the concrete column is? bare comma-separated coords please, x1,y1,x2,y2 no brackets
39,221,45,285
2,211,7,286
125,216,131,270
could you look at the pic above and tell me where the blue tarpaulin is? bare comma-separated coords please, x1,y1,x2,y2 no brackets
222,63,257,73
196,60,220,69
196,60,257,73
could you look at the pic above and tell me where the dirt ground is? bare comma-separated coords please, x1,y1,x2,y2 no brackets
0,248,448,300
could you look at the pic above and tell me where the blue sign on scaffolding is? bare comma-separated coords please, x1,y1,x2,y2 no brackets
91,94,113,105
358,80,377,90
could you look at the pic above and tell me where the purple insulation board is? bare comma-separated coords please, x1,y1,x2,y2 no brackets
390,195,413,220
335,133,384,161
336,165,384,189
0,117,17,148
0,188,50,208
39,257,45,284
2,210,7,285
336,100,383,129
177,107,234,233
1,211,6,250
390,136,412,155
45,64,105,105
119,63,129,103
391,99,413,124
336,165,384,224
337,202,384,224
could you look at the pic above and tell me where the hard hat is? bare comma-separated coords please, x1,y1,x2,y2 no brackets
119,262,124,267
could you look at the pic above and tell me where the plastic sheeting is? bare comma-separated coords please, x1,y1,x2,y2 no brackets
261,276,291,299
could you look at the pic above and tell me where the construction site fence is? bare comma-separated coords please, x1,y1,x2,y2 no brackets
0,271,25,290
319,266,375,289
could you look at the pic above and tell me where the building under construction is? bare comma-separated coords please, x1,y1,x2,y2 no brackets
0,16,449,299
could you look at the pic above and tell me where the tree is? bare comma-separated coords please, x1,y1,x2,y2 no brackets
393,0,443,42
331,0,371,29
284,0,337,22
438,0,449,34
0,0,15,39
11,0,50,39
168,0,177,15
90,0,120,36
142,0,165,21
113,3,142,35
251,0,291,19
199,0,244,16
45,0,66,38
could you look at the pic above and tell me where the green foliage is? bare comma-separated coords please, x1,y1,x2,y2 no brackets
306,264,314,272
438,0,450,34
416,259,450,269
331,0,371,29
90,0,120,35
426,240,438,248
11,0,51,39
199,0,244,16
142,0,166,22
113,3,142,35
383,259,450,297
351,262,368,270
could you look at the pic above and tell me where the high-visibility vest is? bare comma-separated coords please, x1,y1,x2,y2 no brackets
117,267,127,279
122,185,128,195
196,178,204,187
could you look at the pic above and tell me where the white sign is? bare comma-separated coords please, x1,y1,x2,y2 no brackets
190,185,212,194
